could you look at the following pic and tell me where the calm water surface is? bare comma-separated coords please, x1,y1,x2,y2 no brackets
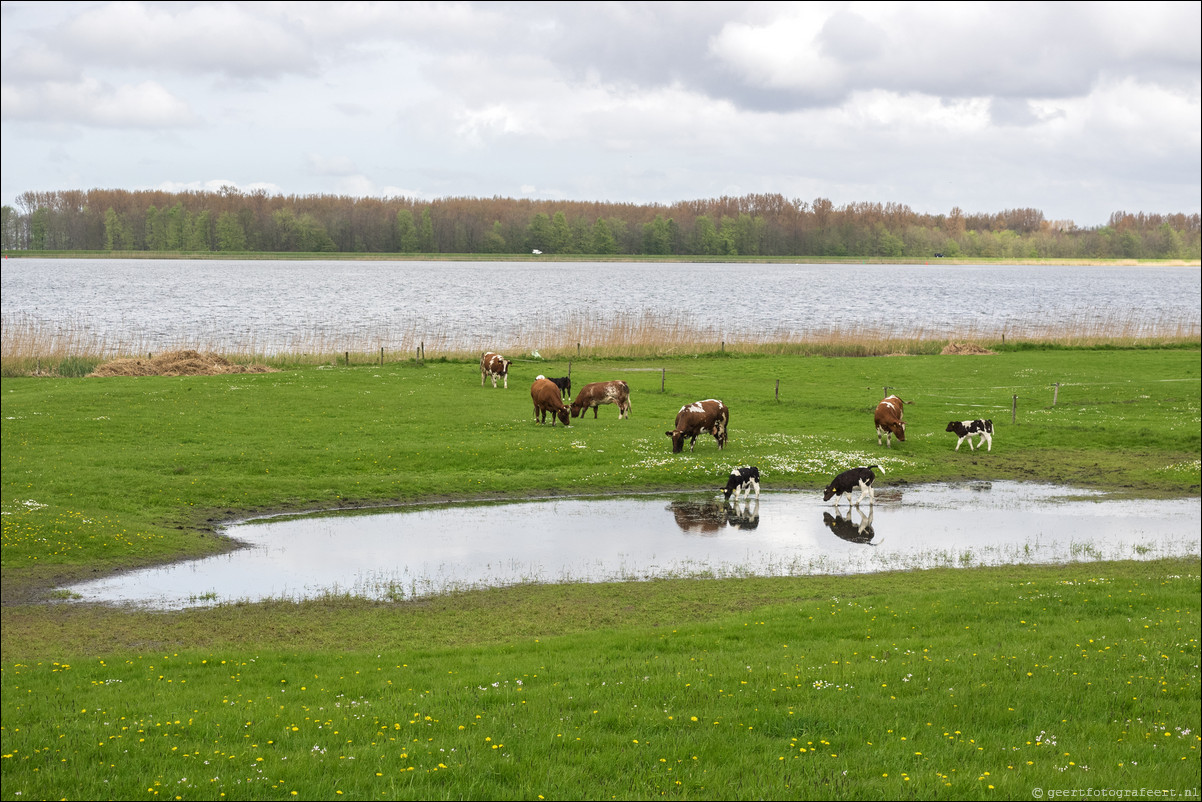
4,259,1198,353
60,482,1201,610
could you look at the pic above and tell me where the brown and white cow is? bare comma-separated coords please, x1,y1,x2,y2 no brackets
666,399,729,453
874,395,907,448
531,377,571,426
570,380,631,420
480,352,511,388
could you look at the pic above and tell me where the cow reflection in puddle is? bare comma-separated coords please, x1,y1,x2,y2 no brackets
668,499,760,534
823,507,880,545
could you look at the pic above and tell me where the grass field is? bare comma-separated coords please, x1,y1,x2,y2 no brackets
2,346,1199,799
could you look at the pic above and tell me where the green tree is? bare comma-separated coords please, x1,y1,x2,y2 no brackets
396,208,420,252
103,207,130,250
215,211,247,251
30,207,49,250
590,218,618,255
418,207,435,253
527,212,552,253
549,211,572,254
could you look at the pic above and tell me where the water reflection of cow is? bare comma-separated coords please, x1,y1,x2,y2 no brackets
668,499,760,534
823,507,880,545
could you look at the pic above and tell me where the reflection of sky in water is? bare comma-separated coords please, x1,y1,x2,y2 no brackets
61,482,1201,610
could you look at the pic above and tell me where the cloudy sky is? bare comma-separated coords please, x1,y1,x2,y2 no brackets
2,1,1198,227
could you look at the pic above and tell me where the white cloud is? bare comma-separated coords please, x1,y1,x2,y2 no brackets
2,77,197,127
1,1,1197,225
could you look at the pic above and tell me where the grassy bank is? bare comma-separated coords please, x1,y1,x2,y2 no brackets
2,347,1199,799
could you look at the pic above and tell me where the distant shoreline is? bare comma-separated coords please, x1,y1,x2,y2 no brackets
3,251,1199,266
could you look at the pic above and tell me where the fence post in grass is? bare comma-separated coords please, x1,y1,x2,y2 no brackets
577,342,581,357
1012,395,1018,424
345,351,349,366
421,341,425,361
721,340,725,352
1052,382,1059,405
567,360,572,380
380,346,384,366
775,379,780,401
661,368,666,392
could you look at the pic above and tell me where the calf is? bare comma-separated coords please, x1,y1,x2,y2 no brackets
666,399,729,453
530,378,571,426
480,352,511,389
823,465,884,507
874,395,907,448
535,375,572,400
571,380,631,420
722,466,760,502
946,419,993,451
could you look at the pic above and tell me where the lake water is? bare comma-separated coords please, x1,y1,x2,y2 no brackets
59,482,1201,610
3,259,1198,355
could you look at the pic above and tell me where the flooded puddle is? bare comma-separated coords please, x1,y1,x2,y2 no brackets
61,482,1200,609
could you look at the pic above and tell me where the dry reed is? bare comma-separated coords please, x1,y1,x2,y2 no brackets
2,310,1197,376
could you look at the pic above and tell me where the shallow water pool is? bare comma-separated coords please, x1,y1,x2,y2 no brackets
60,482,1200,609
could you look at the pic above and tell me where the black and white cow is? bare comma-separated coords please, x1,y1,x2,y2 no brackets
822,465,883,507
536,375,572,400
722,466,760,502
946,419,993,451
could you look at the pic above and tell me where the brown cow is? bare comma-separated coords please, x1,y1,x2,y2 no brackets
665,399,729,453
531,378,571,426
874,394,907,447
570,380,631,420
480,352,511,388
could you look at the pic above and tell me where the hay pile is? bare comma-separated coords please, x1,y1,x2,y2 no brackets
89,350,278,377
940,342,996,355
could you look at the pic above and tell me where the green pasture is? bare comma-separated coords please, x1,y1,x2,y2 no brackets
2,347,1200,799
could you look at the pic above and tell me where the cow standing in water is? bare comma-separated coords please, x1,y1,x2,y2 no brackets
480,352,511,388
666,399,729,453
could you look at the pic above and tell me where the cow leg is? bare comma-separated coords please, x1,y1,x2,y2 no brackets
750,479,760,500
954,436,963,451
982,433,992,451
593,406,599,419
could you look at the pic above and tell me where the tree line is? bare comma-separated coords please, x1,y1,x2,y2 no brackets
2,188,1198,260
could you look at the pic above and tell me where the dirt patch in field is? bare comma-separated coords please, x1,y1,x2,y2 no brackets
89,349,278,377
940,342,996,355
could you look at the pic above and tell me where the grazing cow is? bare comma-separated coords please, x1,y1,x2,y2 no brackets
666,399,729,453
874,395,907,448
722,466,760,502
946,419,994,451
530,378,571,426
480,352,511,389
823,465,884,507
571,380,631,420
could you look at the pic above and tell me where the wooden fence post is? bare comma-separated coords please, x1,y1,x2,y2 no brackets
1012,395,1018,424
775,379,780,401
661,368,666,392
380,346,384,366
1052,382,1059,405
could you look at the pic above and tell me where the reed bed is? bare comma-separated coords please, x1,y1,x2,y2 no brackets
2,309,1198,376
